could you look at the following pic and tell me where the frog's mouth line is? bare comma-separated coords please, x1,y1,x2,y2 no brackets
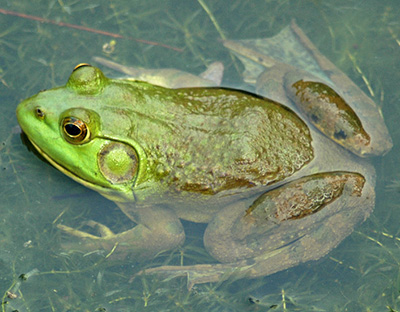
26,136,106,192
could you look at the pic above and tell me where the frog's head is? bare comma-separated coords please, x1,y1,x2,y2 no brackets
16,64,150,202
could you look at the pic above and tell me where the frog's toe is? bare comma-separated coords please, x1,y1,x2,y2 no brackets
57,221,114,240
57,222,124,257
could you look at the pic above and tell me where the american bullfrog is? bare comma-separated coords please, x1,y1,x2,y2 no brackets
16,22,392,289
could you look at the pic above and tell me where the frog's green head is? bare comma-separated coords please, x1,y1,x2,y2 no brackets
16,64,149,202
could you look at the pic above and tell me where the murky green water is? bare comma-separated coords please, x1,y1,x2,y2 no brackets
1,1,399,311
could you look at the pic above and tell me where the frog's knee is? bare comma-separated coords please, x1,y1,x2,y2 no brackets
165,221,185,236
163,221,185,247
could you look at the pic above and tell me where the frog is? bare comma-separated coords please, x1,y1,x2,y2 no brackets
16,21,392,290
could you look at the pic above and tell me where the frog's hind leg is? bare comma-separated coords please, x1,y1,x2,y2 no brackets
135,171,373,290
204,171,372,268
223,21,392,156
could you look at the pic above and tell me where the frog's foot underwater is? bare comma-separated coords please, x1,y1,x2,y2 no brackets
57,205,186,261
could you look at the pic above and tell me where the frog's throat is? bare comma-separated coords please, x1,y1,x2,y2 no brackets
27,137,133,203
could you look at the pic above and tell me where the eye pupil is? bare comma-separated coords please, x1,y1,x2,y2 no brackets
65,123,82,136
61,117,89,144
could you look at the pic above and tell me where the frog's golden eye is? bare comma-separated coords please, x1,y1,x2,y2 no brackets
35,107,45,119
62,117,90,144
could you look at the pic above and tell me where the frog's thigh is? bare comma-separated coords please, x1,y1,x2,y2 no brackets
205,171,373,269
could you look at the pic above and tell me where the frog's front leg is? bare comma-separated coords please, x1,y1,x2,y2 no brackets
57,205,185,260
137,171,372,289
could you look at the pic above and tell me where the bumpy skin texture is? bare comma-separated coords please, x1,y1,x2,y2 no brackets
16,23,391,289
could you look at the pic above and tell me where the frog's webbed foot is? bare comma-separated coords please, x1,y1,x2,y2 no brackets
133,261,256,291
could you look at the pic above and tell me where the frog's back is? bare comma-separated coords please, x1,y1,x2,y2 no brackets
140,88,314,194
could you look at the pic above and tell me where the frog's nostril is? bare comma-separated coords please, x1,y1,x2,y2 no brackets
35,107,45,119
